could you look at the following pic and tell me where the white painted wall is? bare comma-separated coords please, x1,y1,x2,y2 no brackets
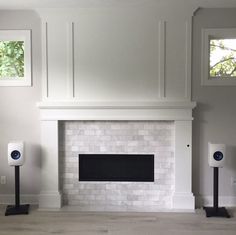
1,3,236,208
0,10,41,201
192,8,236,207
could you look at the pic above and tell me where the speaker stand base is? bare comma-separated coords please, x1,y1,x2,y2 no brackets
5,204,30,216
203,206,230,218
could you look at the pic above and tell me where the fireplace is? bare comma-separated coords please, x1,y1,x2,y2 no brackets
79,154,154,182
38,101,196,211
59,121,174,211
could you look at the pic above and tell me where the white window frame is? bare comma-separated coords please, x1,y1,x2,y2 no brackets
0,30,31,87
201,28,236,86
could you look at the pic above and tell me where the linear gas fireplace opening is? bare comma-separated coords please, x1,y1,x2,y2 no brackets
79,154,154,182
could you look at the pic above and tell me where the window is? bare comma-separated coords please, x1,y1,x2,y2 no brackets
201,28,236,86
0,30,31,86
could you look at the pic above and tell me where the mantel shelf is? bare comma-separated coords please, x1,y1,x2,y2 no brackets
37,100,196,121
37,101,197,110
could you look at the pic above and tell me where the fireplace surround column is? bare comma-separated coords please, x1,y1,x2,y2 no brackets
39,120,62,208
172,120,194,210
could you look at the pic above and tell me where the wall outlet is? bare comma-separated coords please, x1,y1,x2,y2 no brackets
0,176,6,185
231,177,236,186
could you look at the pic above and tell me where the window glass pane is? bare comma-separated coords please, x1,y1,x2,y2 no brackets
210,39,236,78
0,41,24,78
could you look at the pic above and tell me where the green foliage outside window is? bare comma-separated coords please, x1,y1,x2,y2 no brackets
0,41,24,78
210,39,236,78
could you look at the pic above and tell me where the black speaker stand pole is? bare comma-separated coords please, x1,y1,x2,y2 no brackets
5,166,30,216
203,167,230,218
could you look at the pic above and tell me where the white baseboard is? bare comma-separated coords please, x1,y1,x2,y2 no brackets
2,194,235,210
172,192,195,210
39,191,62,209
0,194,38,205
196,196,236,208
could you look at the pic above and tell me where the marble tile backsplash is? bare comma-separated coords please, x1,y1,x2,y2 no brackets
59,121,175,211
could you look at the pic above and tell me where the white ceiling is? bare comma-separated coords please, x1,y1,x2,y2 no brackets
0,0,236,9
0,0,154,9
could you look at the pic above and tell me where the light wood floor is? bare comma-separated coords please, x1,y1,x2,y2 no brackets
0,206,236,235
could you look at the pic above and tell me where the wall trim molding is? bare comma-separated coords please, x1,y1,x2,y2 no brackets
37,101,196,121
39,191,62,209
36,101,196,121
158,20,166,98
195,196,236,208
2,194,235,209
39,8,194,101
66,21,75,98
185,19,192,99
42,21,49,98
37,101,196,110
0,194,38,205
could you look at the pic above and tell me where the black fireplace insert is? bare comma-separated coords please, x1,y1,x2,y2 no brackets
79,154,154,182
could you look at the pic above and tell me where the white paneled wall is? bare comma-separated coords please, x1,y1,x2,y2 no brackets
37,4,197,210
38,6,194,103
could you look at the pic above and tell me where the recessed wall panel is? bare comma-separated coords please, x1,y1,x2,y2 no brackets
74,13,160,102
165,22,187,98
47,21,68,98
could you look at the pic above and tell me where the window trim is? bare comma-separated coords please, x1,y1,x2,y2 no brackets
0,30,31,87
201,28,236,86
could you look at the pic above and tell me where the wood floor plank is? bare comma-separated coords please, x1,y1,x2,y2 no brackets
0,206,236,235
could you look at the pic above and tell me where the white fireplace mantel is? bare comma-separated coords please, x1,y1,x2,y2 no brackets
38,100,196,211
37,101,196,121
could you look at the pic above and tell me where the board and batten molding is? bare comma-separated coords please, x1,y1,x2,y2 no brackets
158,20,166,98
42,21,48,99
66,22,75,98
40,10,193,103
67,20,165,100
185,19,192,99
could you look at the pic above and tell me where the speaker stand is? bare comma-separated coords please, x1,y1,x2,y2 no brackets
203,167,230,218
5,166,30,216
